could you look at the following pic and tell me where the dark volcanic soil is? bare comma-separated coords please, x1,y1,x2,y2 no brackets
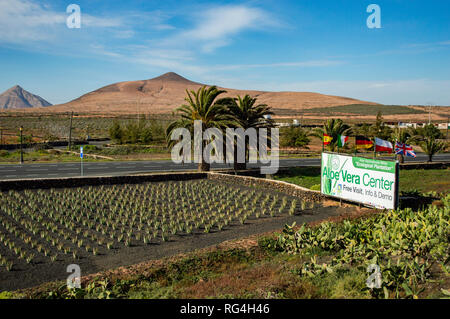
0,204,350,292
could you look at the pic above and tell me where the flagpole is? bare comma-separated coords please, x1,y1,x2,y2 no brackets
337,135,341,154
322,132,324,152
393,141,396,160
373,137,376,159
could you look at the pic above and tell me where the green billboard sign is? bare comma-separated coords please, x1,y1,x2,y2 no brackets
321,152,399,209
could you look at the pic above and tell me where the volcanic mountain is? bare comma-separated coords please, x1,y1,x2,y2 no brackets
9,72,376,115
0,85,52,109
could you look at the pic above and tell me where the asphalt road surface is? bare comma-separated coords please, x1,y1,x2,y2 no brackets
0,153,449,180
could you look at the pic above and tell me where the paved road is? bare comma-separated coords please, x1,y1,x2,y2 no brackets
0,153,449,180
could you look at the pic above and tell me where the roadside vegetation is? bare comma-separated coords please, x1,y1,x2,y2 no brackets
280,126,310,149
109,119,165,145
0,149,99,163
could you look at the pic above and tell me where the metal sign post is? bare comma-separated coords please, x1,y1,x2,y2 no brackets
80,146,83,176
19,126,24,164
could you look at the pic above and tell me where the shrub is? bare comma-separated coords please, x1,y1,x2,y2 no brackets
140,127,153,144
109,121,124,144
0,150,9,157
281,127,310,148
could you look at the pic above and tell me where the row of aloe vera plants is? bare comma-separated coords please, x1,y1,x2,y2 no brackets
0,179,319,272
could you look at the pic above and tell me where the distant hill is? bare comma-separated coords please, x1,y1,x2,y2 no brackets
14,72,377,115
0,85,52,109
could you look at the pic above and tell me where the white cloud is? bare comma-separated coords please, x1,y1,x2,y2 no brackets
185,6,267,39
82,15,122,28
165,5,275,53
113,30,135,39
0,1,285,73
90,44,123,58
154,24,176,31
0,0,122,43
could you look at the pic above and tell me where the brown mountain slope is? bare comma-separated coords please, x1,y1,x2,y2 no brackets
0,85,52,109
10,72,377,115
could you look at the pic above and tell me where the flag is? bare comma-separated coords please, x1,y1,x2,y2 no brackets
355,136,373,149
375,137,393,153
323,134,332,145
395,142,416,158
337,135,348,147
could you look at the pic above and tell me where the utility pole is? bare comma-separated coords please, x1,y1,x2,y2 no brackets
19,126,23,164
137,99,141,123
68,111,73,150
0,127,3,146
447,116,449,140
427,103,433,124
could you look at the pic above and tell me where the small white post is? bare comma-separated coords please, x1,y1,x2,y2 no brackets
80,146,84,176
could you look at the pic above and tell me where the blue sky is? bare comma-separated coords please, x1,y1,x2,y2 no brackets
0,0,449,105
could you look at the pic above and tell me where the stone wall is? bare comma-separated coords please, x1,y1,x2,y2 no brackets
0,172,206,191
0,170,323,202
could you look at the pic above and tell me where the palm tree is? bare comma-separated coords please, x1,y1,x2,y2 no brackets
420,136,447,162
225,95,274,170
310,119,352,152
166,86,236,171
